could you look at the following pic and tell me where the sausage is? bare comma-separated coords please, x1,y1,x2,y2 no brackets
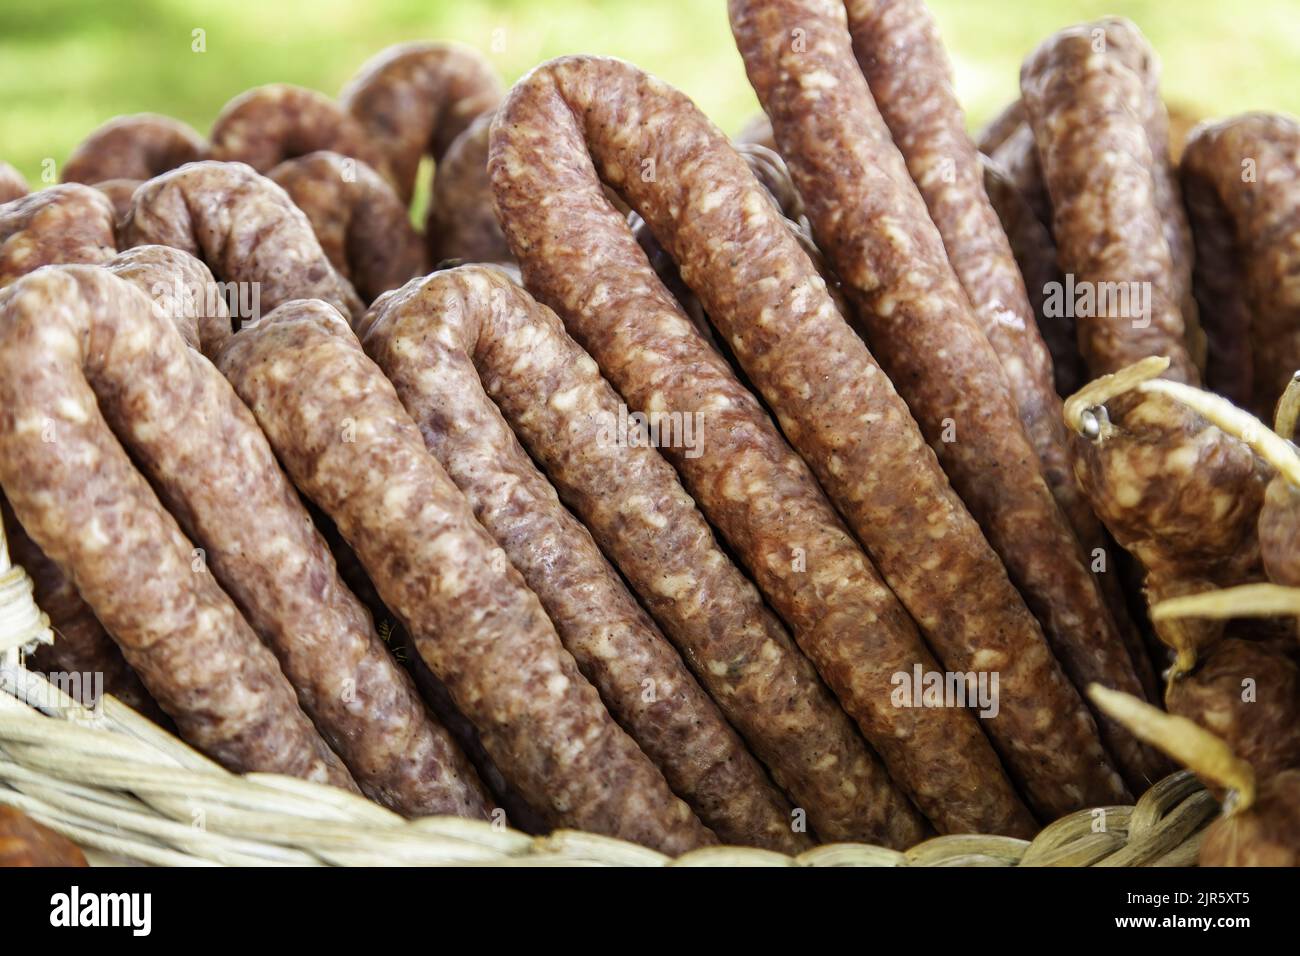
89,178,140,226
1200,769,1300,866
491,53,1102,826
121,160,364,335
358,267,808,851
0,266,353,786
208,85,389,183
1165,637,1300,783
102,244,489,816
0,187,137,717
980,155,1081,397
268,151,425,302
216,298,713,854
1021,19,1198,382
730,2,1146,795
426,112,514,265
0,184,117,287
842,0,1161,710
1181,114,1300,417
61,113,206,185
1065,362,1271,675
0,806,86,867
0,163,28,204
2,500,162,720
387,265,950,843
1089,686,1300,867
340,41,502,205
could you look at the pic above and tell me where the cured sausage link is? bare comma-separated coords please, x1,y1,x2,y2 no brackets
490,52,1110,822
102,244,489,818
842,0,1162,713
358,266,808,851
122,160,365,334
1,185,117,288
1020,19,1198,382
216,299,714,855
367,267,948,842
61,113,206,186
728,3,1135,803
268,151,425,303
0,266,353,786
341,41,502,205
1181,114,1300,417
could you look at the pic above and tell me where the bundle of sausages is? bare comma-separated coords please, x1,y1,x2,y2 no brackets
0,2,1297,865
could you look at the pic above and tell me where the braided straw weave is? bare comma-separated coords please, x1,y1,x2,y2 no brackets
0,520,1216,866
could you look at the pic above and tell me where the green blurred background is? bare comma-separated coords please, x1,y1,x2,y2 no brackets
3,0,1298,185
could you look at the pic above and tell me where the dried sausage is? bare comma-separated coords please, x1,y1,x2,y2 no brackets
208,85,389,183
105,244,488,816
1021,18,1198,382
216,298,713,854
121,160,365,335
359,266,808,850
1181,113,1300,417
62,113,205,186
0,266,353,786
843,0,1159,706
492,51,1115,821
730,2,1145,794
340,41,502,205
0,184,117,287
268,151,425,302
426,113,514,265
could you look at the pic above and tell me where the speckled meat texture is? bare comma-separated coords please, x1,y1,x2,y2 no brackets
122,161,364,332
1199,770,1300,867
0,267,352,786
0,163,28,204
62,113,206,186
3,500,162,719
0,206,147,721
731,2,1146,794
358,267,806,850
269,151,424,303
981,156,1080,396
217,300,712,854
1166,637,1300,788
341,42,502,205
1260,477,1300,589
103,245,223,350
426,113,514,265
392,267,948,845
1094,20,1203,374
842,0,1163,709
490,55,1052,836
208,85,389,184
0,185,117,287
981,155,1158,700
1071,392,1270,656
1180,114,1300,417
1021,20,1197,383
101,247,486,816
0,806,86,867
91,179,141,226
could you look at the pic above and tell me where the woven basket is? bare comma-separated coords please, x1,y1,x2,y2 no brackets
0,524,1215,867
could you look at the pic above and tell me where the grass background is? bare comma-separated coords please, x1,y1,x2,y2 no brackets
2,0,1298,185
